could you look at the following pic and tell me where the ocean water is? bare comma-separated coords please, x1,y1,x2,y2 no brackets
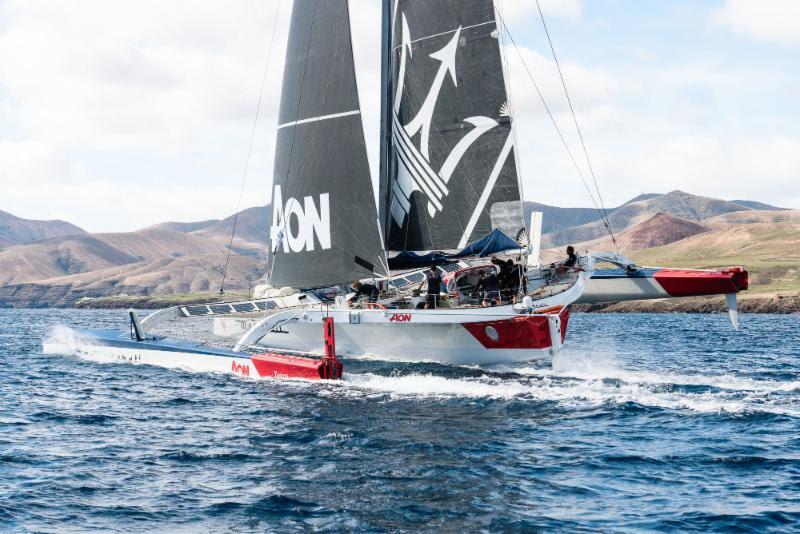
1,310,799,532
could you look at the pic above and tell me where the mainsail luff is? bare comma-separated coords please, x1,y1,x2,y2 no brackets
268,0,386,289
380,0,526,254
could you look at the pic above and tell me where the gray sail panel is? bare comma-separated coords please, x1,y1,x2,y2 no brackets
381,0,525,253
268,0,386,289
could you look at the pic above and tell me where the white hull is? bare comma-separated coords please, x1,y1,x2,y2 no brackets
232,273,587,365
43,341,260,379
262,321,553,365
42,273,588,374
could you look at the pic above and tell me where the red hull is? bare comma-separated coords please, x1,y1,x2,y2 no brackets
250,317,343,380
461,307,571,349
654,267,748,297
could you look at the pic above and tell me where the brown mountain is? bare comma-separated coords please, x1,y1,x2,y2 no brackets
703,209,800,228
542,212,709,262
141,206,268,256
0,212,267,305
542,190,751,247
0,193,793,307
0,209,86,248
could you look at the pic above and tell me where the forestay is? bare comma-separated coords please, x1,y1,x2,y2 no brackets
268,0,387,289
380,0,526,253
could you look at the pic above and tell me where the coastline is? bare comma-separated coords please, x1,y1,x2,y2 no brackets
1,291,797,313
574,293,800,314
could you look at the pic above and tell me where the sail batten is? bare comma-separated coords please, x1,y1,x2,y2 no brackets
380,0,526,253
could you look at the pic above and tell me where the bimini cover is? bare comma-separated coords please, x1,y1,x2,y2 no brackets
388,228,522,269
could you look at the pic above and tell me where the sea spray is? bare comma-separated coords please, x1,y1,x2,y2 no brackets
43,325,89,355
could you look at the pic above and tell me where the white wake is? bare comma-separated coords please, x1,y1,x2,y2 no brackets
335,351,800,416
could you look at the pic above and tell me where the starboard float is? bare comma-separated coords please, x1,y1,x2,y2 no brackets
575,252,748,328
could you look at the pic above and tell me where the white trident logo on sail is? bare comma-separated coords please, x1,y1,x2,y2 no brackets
390,13,514,247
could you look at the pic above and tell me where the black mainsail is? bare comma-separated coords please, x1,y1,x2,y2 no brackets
380,0,526,253
268,0,386,288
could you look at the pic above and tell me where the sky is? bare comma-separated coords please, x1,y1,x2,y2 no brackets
0,0,798,232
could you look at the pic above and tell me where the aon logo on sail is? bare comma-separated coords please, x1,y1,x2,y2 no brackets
270,185,331,253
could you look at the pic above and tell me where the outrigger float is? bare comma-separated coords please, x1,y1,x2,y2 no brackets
45,312,344,381
44,0,748,379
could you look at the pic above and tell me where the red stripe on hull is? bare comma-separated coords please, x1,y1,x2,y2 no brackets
461,307,571,349
653,267,748,297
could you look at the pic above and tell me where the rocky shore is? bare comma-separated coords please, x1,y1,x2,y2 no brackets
1,287,797,313
575,293,800,314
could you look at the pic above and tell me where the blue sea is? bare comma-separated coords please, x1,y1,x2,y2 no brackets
1,309,799,532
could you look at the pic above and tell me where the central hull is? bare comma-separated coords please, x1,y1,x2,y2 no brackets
258,307,571,365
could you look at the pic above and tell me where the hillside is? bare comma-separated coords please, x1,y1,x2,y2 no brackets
703,209,800,228
547,212,709,259
193,206,268,254
731,200,787,211
0,209,86,248
142,206,268,256
0,192,795,308
543,190,751,247
0,234,140,285
0,211,267,306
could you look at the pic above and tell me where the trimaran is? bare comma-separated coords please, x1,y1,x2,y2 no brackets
43,0,748,380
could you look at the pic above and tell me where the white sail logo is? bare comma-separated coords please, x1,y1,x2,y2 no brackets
390,14,515,247
270,185,331,254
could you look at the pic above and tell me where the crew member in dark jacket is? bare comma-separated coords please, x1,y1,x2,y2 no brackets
556,246,578,275
504,259,523,301
352,281,379,303
418,265,443,309
473,271,500,307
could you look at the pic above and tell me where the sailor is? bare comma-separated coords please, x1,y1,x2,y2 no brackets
351,280,379,304
473,270,500,307
505,259,523,301
491,257,509,286
419,264,443,309
555,246,578,275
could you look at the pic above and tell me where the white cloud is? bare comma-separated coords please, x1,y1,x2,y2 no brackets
0,0,290,230
713,0,800,45
620,136,800,206
497,0,582,21
1,0,798,235
496,38,800,210
0,0,288,153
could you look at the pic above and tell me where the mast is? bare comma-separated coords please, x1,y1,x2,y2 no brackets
378,0,393,239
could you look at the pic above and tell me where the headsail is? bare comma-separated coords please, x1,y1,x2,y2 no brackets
380,0,526,253
268,0,387,289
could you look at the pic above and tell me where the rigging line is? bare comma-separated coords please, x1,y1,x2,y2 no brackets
495,10,613,240
496,1,526,238
220,0,284,294
534,0,618,250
